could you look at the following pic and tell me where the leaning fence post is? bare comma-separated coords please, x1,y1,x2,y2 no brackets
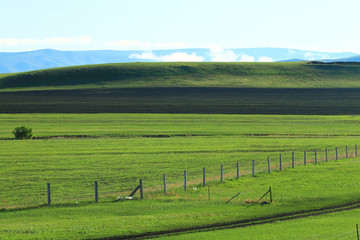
346,145,348,158
163,174,167,195
269,186,272,203
267,156,271,173
47,183,51,206
139,179,143,199
304,151,307,166
236,162,240,179
315,149,317,164
292,152,295,168
279,154,282,171
336,147,338,160
326,148,328,162
203,167,206,187
252,160,255,177
221,164,223,182
95,181,98,203
184,170,187,191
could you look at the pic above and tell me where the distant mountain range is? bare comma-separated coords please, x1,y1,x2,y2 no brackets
0,48,359,73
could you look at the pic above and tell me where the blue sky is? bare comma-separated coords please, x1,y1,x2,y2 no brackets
1,0,360,53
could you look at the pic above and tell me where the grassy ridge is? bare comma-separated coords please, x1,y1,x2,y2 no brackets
1,62,360,91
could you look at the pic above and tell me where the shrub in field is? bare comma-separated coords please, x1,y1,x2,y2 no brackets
12,126,33,139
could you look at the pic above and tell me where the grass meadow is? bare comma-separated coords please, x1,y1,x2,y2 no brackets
1,114,360,239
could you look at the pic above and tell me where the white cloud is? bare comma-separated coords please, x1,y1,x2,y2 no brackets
129,51,203,62
239,54,255,62
0,37,92,46
209,46,238,62
258,56,273,62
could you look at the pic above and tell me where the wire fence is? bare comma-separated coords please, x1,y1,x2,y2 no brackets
0,145,358,209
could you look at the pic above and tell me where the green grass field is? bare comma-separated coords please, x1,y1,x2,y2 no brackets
2,114,360,239
158,208,360,239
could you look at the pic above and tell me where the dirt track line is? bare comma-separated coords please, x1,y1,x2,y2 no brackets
99,200,360,240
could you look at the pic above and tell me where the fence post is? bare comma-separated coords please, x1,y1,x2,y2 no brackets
356,145,358,158
315,149,317,164
346,145,348,158
252,160,255,177
269,186,272,203
292,152,295,168
139,179,143,199
326,148,328,162
304,151,307,166
236,162,240,179
220,164,223,182
267,156,271,173
95,181,98,203
279,154,282,171
184,170,187,191
47,183,51,206
336,147,338,160
163,174,167,195
203,167,206,187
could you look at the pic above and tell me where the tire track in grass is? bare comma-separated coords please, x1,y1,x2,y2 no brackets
100,200,360,240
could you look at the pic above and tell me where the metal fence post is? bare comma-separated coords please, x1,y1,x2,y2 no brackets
47,183,51,206
326,148,328,162
237,162,240,179
252,160,255,177
184,170,187,191
139,179,143,199
220,164,223,183
292,152,295,168
163,174,167,195
346,145,348,158
95,181,98,203
304,151,307,166
336,147,338,160
279,154,282,171
315,149,317,164
356,145,358,157
203,167,206,187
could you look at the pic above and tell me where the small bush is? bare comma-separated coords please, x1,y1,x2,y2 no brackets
12,126,33,139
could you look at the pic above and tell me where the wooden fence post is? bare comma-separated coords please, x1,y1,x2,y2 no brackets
47,183,51,206
184,170,187,191
95,181,98,203
203,167,206,187
315,149,317,164
279,154,282,171
292,152,295,168
252,160,255,177
267,156,271,173
237,162,240,179
269,186,272,203
139,179,143,199
163,174,167,195
304,151,307,166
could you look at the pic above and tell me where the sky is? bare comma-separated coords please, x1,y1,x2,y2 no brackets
1,0,360,53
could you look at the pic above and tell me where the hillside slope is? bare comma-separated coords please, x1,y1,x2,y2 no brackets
1,62,360,114
1,62,360,91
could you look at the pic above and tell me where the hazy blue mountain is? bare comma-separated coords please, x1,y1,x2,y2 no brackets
0,48,358,73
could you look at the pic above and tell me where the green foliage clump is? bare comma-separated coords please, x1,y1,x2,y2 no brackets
12,126,33,139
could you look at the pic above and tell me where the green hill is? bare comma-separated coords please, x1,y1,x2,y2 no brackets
1,62,360,114
1,62,360,90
